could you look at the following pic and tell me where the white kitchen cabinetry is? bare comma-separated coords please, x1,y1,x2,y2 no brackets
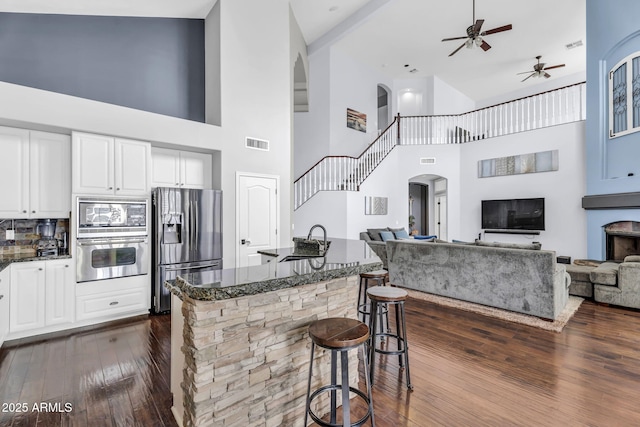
44,260,75,326
9,260,74,336
9,262,46,333
76,275,149,322
151,147,212,189
0,126,71,219
72,132,150,196
0,268,10,347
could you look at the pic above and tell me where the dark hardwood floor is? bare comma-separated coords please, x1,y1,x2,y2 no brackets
1,298,640,426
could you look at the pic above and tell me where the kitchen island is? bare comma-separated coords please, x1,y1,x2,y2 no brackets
166,238,382,427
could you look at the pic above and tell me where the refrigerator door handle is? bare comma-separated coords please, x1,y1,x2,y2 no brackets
164,263,221,272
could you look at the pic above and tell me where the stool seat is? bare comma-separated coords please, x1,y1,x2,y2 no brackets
359,270,389,279
367,286,407,302
309,318,370,349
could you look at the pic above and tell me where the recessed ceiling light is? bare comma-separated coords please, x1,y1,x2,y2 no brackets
329,6,338,12
404,64,410,68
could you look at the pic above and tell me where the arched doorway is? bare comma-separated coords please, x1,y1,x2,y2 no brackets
409,175,447,239
377,84,391,132
294,54,308,112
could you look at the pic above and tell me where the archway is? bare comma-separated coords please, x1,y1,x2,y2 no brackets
409,174,447,239
377,84,391,132
294,54,308,112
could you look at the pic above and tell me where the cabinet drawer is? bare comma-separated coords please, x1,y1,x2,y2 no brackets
76,288,147,321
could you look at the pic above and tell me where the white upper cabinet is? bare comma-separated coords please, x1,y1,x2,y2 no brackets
73,132,150,196
30,131,72,218
0,126,70,219
151,147,212,189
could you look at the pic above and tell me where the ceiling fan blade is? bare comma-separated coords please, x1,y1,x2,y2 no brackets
448,42,466,57
544,72,551,78
516,71,534,75
481,24,513,36
543,64,565,71
521,73,535,82
473,19,485,35
442,36,469,42
480,40,491,51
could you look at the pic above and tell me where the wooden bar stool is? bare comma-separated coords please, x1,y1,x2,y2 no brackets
357,270,389,331
367,286,413,390
304,318,375,427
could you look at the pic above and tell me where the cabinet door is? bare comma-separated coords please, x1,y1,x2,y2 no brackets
10,263,46,333
180,151,212,189
0,126,30,218
45,260,74,326
115,138,151,196
30,132,71,218
151,147,181,188
72,132,115,195
0,268,10,347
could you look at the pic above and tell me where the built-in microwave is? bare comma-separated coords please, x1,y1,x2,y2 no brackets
76,197,149,238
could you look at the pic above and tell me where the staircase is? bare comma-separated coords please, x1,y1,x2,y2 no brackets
294,82,586,210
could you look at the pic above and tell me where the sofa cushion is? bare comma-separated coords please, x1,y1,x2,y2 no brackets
391,228,410,239
565,264,595,282
379,231,395,241
624,255,640,263
589,262,619,286
367,228,389,241
474,240,542,250
359,231,372,242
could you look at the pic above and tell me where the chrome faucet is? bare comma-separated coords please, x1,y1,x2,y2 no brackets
307,224,327,248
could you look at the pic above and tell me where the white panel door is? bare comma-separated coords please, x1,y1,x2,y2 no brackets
435,194,447,241
237,174,278,268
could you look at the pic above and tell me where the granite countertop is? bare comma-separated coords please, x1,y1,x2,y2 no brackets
166,238,383,301
0,253,73,273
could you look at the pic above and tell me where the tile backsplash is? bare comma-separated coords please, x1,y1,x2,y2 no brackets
0,218,69,255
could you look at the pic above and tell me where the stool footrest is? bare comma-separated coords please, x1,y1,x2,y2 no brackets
308,384,372,427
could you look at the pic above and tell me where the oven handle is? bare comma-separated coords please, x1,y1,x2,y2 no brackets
77,237,148,246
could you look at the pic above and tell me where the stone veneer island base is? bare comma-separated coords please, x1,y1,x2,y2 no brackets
166,238,382,426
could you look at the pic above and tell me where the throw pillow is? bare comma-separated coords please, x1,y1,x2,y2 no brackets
624,255,640,263
379,231,395,241
367,228,389,241
392,228,410,239
474,240,542,250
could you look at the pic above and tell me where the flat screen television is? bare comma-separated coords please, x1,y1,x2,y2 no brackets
481,198,545,231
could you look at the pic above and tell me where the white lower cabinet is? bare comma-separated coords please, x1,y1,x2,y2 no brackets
9,260,74,337
76,275,149,322
0,268,10,347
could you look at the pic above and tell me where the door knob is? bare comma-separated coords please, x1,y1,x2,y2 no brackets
241,239,252,245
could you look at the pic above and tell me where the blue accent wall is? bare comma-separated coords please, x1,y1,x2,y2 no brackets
586,0,640,258
0,13,205,122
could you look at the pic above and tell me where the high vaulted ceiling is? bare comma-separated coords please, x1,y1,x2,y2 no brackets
1,0,586,102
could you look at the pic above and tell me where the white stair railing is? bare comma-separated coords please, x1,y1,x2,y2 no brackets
294,82,586,210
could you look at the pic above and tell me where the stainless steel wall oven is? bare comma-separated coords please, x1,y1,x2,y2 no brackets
76,197,149,283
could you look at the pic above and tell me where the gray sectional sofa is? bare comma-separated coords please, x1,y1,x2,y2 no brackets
385,239,571,320
567,256,640,309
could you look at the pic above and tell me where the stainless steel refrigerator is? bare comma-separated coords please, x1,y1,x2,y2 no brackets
152,187,222,314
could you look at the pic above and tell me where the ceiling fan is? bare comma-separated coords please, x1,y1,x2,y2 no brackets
517,56,565,82
442,0,513,57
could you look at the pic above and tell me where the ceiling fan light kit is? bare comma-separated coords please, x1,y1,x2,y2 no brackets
441,0,512,57
518,55,566,82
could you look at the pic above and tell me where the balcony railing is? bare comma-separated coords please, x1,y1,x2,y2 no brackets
294,82,586,210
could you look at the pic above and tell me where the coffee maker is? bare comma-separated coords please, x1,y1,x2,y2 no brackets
36,219,58,257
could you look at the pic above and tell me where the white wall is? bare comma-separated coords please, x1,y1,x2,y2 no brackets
475,71,586,109
395,78,430,116
215,0,292,266
460,121,587,260
432,76,476,115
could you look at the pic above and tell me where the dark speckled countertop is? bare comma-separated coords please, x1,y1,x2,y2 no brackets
0,253,72,273
166,238,382,301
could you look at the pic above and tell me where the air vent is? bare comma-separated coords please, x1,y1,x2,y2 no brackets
566,40,583,50
245,137,269,151
420,157,436,165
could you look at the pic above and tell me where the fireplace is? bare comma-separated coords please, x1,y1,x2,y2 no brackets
605,221,640,261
